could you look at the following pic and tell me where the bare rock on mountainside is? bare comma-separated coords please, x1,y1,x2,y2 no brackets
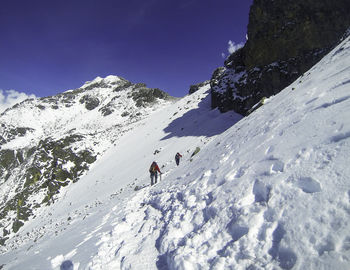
189,81,210,95
211,0,350,115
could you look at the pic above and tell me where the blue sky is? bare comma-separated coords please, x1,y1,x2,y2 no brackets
0,0,252,98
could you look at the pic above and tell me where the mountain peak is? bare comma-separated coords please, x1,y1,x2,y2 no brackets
81,75,123,90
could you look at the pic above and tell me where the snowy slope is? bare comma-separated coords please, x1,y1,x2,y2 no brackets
0,82,241,268
85,37,350,270
0,75,175,242
1,75,170,150
1,37,350,269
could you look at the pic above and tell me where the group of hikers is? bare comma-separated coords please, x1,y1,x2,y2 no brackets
149,152,182,186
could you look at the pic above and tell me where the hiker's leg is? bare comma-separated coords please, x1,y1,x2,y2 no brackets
150,173,154,185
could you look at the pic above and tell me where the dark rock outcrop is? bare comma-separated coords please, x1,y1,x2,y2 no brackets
131,86,171,107
79,95,100,110
211,0,350,115
189,80,210,94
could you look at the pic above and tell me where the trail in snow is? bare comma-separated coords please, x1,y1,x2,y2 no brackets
87,37,350,270
1,83,241,269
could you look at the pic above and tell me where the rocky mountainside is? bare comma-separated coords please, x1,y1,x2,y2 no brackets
0,75,174,244
211,0,350,115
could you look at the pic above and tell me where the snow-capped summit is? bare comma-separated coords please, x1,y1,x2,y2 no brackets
80,75,122,90
103,75,123,84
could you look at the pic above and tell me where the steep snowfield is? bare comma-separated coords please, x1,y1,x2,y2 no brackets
1,37,350,269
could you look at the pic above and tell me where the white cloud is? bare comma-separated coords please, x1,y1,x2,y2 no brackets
228,40,244,54
221,40,245,59
0,89,36,113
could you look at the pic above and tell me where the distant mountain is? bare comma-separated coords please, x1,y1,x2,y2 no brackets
210,0,350,115
0,75,174,243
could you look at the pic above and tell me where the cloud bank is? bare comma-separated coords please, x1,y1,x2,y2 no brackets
0,89,36,113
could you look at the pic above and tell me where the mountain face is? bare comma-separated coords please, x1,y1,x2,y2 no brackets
211,0,350,115
0,75,174,244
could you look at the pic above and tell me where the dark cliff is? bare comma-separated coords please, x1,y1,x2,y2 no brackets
211,0,350,115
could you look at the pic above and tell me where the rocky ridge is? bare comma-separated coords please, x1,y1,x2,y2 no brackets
210,0,350,115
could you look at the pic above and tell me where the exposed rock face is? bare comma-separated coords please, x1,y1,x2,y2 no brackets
189,81,210,94
211,0,350,115
131,86,170,107
80,95,100,110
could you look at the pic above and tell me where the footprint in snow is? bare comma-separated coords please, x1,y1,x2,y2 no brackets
253,179,271,204
297,177,321,194
317,237,335,256
268,223,297,270
60,260,74,270
270,159,285,174
225,166,247,181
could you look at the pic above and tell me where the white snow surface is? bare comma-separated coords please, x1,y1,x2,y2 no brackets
1,38,350,269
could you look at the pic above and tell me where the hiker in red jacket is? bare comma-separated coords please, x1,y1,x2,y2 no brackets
149,161,162,186
175,152,182,166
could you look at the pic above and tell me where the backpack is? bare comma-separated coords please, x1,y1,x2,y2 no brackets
149,162,157,173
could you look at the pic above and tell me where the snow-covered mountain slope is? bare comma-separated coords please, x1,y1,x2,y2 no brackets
1,37,350,269
0,78,241,267
0,76,175,244
1,75,172,150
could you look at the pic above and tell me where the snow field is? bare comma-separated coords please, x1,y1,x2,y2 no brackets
87,37,350,269
1,81,240,269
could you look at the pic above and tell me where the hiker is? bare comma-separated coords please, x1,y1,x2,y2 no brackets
175,152,182,166
149,161,162,186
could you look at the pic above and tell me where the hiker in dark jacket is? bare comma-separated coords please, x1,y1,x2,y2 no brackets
149,161,162,186
175,152,182,166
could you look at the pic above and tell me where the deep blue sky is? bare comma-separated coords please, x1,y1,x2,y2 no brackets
0,0,252,98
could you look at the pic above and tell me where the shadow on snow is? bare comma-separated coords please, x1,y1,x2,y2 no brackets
161,92,243,140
